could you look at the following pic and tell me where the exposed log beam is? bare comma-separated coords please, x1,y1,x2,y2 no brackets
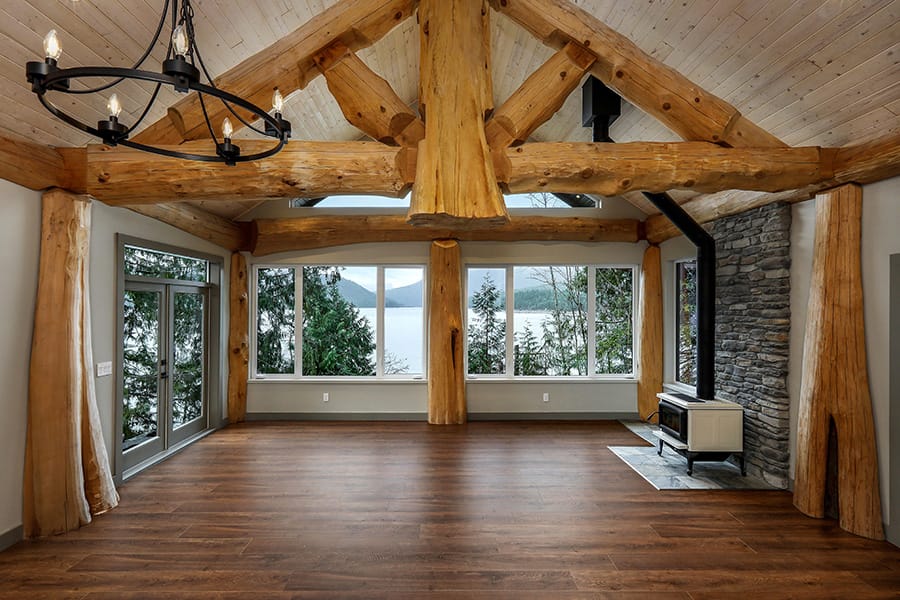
132,0,417,145
500,142,834,196
127,204,248,251
489,0,784,148
428,240,466,424
86,141,413,205
485,42,595,148
794,184,883,540
315,42,424,146
0,134,85,192
409,0,508,228
645,133,900,242
250,214,640,256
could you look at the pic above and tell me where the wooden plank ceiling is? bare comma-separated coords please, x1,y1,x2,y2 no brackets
0,0,897,220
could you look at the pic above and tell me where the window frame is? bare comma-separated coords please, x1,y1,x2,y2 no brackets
250,263,427,381
464,263,638,380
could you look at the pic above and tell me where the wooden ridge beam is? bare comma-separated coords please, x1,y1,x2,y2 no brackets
645,133,900,243
132,0,417,145
489,0,784,148
86,141,414,205
127,203,248,251
250,214,641,256
485,42,595,148
409,0,508,228
315,42,424,146
500,141,833,196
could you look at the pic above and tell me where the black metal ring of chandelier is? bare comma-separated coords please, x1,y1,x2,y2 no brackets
24,0,291,166
30,66,288,164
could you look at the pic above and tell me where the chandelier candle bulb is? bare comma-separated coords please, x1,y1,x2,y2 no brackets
272,89,284,115
107,94,122,120
222,118,233,141
43,30,61,62
172,24,189,57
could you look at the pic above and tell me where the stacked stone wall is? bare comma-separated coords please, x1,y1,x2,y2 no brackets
711,202,792,488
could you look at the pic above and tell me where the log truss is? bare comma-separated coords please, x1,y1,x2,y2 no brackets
4,0,897,247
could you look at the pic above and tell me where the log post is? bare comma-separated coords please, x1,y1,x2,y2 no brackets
637,244,662,422
227,252,250,423
24,189,118,538
794,184,884,540
409,0,508,228
428,240,466,424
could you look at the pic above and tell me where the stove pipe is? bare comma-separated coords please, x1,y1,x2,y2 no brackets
642,192,716,400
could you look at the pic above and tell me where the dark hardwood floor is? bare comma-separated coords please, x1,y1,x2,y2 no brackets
1,421,898,598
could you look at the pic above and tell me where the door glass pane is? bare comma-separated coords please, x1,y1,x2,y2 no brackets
515,266,588,376
595,267,634,375
257,267,295,374
123,290,161,451
172,292,205,428
467,268,506,375
384,267,425,375
302,266,376,376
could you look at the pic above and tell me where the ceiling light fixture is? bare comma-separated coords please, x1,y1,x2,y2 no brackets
25,0,290,165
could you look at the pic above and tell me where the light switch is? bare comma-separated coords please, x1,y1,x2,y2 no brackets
96,361,113,377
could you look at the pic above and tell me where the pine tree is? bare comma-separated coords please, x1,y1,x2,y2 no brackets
514,325,546,376
467,275,506,374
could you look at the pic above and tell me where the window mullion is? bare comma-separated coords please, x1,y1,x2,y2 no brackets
294,267,302,377
505,266,514,378
376,267,385,378
587,266,597,377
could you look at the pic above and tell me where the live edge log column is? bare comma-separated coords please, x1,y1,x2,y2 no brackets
24,189,118,537
227,252,250,423
428,240,466,424
794,184,883,540
637,245,663,422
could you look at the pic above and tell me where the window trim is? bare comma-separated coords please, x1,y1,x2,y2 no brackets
250,263,427,381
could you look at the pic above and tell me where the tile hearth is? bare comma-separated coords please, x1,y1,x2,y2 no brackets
611,421,774,490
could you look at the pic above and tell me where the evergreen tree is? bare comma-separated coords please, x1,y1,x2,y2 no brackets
514,325,546,376
595,268,634,374
256,268,296,374
302,267,376,376
467,275,506,374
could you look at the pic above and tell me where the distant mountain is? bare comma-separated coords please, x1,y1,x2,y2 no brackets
337,279,377,307
336,278,423,308
385,280,424,307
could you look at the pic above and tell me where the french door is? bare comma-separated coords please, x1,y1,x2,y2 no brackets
121,282,208,471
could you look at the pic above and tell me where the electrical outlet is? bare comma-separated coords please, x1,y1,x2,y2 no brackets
542,392,550,403
323,392,329,402
96,361,113,377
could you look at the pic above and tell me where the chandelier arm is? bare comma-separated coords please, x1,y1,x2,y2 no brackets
65,0,172,95
190,36,269,137
118,135,285,163
197,90,220,144
123,82,164,136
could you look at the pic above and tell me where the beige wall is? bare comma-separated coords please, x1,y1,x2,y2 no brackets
0,180,41,538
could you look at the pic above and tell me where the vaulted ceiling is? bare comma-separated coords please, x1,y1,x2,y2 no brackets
1,0,898,224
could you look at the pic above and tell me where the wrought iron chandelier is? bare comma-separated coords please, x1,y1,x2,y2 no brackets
25,0,290,165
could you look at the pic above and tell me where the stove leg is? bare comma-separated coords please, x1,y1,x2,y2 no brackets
658,438,663,456
739,454,746,476
687,455,694,476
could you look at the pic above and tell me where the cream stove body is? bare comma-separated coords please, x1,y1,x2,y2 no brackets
653,392,745,476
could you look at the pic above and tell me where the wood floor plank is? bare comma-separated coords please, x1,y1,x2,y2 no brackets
0,421,896,596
